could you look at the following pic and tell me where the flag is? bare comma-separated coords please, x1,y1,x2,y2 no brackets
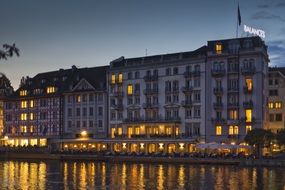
238,4,241,26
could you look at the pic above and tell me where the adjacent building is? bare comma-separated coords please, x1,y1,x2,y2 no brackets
267,67,285,133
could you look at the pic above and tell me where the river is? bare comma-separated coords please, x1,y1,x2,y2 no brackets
0,160,284,190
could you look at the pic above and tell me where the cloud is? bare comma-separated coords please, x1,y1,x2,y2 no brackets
267,40,285,66
276,2,285,7
252,11,285,22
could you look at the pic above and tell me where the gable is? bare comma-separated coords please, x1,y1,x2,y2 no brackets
72,78,95,91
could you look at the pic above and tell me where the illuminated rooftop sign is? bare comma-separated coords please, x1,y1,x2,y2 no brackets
244,24,265,38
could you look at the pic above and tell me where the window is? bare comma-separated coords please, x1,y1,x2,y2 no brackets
76,108,80,116
186,109,192,118
118,73,123,83
275,102,282,109
83,107,87,116
82,94,87,102
68,108,72,117
76,95,81,103
216,126,222,136
30,100,34,108
76,121,80,128
276,114,282,121
215,44,222,54
275,79,279,85
111,74,116,84
135,97,140,104
21,125,27,133
21,101,27,108
89,107,93,116
269,89,278,96
269,114,274,121
268,102,274,109
246,125,252,134
68,121,72,128
245,78,253,91
21,113,27,121
229,126,234,135
245,109,252,122
89,120,93,128
47,86,55,94
173,67,178,75
20,90,27,96
269,79,273,86
89,94,94,102
128,97,133,105
234,126,239,135
30,113,34,120
135,71,140,79
166,68,171,76
128,72,133,79
98,120,103,128
98,107,103,116
229,110,238,120
127,84,133,95
194,106,200,118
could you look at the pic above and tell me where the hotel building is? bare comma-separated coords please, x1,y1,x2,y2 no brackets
267,67,285,133
107,36,269,154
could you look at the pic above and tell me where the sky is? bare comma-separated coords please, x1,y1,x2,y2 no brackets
0,0,285,88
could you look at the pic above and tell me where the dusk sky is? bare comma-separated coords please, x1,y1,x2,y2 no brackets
1,0,285,88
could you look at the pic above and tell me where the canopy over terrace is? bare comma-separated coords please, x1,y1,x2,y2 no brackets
196,142,251,152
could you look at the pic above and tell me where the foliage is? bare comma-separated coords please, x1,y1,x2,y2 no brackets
276,129,285,146
245,128,274,147
0,43,19,60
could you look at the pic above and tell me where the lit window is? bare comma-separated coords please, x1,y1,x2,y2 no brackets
30,126,34,133
30,100,34,108
245,78,253,91
118,127,122,135
215,44,222,54
76,95,81,103
275,102,282,109
21,101,27,108
111,74,116,84
216,126,222,136
229,110,238,120
118,73,123,83
246,125,252,134
229,126,233,135
234,126,239,135
20,90,27,96
21,125,27,133
21,113,27,121
268,102,274,109
127,84,133,95
47,86,55,94
30,113,34,120
245,109,252,122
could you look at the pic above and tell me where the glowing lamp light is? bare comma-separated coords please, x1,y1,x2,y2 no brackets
73,145,77,148
179,143,185,149
92,145,95,148
64,144,68,148
102,144,106,149
159,143,164,149
122,143,127,149
83,145,86,148
140,143,144,149
4,136,8,140
81,130,88,137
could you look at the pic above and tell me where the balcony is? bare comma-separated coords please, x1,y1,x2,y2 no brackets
111,103,124,110
181,100,193,107
143,88,159,95
143,102,159,109
227,87,239,93
213,102,223,110
183,71,200,78
172,88,179,94
134,90,140,96
228,134,240,139
243,86,253,94
211,68,225,77
227,102,239,108
243,101,253,109
212,118,226,124
227,67,239,74
181,86,193,93
111,91,124,97
240,117,256,124
165,117,181,122
213,87,223,95
241,66,256,75
143,75,159,82
165,88,172,94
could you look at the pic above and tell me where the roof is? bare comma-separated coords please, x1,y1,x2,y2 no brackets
269,67,285,76
12,65,108,98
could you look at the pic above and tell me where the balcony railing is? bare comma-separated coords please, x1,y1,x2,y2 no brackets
243,86,253,94
211,68,225,77
227,67,239,74
181,100,193,107
143,88,159,95
241,66,256,75
183,71,201,78
143,75,159,82
227,102,239,108
142,103,159,109
213,87,223,94
213,102,223,109
123,116,181,123
181,86,193,93
227,87,239,93
212,118,226,124
243,101,253,108
240,117,256,123
111,104,124,110
111,91,124,97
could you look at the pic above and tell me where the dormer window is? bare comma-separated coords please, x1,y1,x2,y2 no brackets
47,86,56,94
41,79,46,84
20,90,27,96
33,89,42,95
62,76,67,81
215,43,223,54
53,77,58,82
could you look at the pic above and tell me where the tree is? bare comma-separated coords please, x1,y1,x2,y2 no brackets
244,128,274,158
0,43,19,60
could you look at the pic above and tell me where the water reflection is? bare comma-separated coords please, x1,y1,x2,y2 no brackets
0,160,284,190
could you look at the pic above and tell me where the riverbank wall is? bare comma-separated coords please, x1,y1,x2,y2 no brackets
1,153,285,167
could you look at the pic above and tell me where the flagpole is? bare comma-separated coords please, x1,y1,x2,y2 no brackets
236,2,239,38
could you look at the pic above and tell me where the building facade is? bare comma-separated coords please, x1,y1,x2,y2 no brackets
267,67,285,133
